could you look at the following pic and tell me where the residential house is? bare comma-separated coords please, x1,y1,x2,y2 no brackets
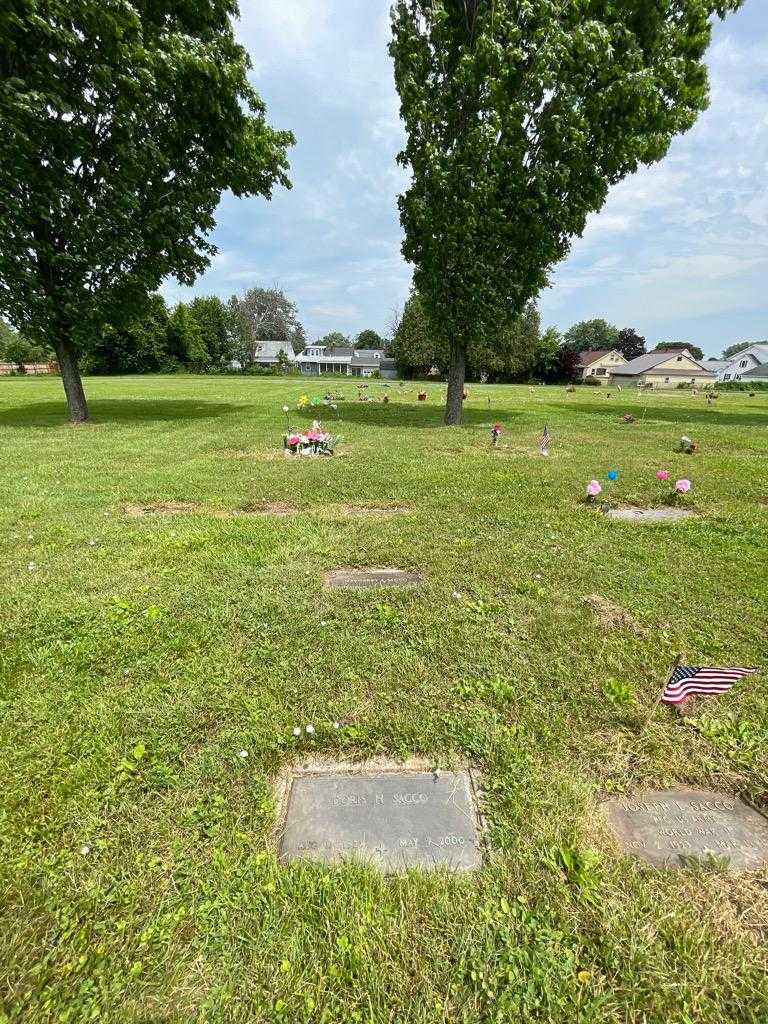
607,348,716,388
576,349,628,383
738,363,768,384
702,359,732,380
718,343,768,382
227,340,296,371
296,345,388,377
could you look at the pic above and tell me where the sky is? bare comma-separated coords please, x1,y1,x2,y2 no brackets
161,1,768,359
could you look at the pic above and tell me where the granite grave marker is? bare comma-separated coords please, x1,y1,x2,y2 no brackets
280,770,482,871
606,788,768,870
326,568,423,589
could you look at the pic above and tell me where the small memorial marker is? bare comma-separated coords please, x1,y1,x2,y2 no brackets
606,789,768,870
605,507,694,522
280,770,482,871
325,568,423,589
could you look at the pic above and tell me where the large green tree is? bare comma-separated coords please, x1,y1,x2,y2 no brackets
355,329,387,350
390,0,743,424
563,319,619,354
0,1,293,421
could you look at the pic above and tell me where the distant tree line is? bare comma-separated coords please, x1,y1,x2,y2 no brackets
389,297,719,383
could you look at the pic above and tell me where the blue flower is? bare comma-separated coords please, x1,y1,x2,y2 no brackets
607,470,619,481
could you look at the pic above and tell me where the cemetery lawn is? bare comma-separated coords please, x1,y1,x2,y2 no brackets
2,374,767,1024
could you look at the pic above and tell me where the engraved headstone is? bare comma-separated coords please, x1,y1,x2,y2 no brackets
326,568,423,589
605,507,694,522
606,789,768,870
280,770,482,871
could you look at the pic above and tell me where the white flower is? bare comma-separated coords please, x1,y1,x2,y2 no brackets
27,533,33,540
452,591,462,600
27,561,36,571
88,539,97,547
320,620,327,627
237,750,249,759
123,668,130,676
305,724,315,734
332,721,340,730
282,405,289,412
80,845,90,856
292,726,301,736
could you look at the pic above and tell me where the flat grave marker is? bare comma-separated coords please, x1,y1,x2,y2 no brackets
605,788,768,870
605,507,695,522
279,769,482,871
325,568,424,589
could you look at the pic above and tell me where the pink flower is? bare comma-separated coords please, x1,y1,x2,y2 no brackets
656,470,669,481
288,434,300,445
586,480,602,497
675,479,691,493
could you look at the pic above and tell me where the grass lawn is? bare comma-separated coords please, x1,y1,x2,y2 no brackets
1,374,766,1023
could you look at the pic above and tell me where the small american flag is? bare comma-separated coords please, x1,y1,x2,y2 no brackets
662,665,756,705
540,424,550,454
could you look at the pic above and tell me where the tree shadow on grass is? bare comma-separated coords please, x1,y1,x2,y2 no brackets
552,402,768,429
0,398,239,428
300,402,524,430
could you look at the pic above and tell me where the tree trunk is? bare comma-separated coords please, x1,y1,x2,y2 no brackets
54,333,89,423
444,340,466,426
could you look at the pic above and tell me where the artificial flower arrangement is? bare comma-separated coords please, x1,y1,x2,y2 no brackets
585,469,693,507
417,390,428,401
622,413,636,423
491,423,503,446
283,419,341,457
678,435,698,454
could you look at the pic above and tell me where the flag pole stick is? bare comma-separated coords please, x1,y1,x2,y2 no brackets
641,653,683,731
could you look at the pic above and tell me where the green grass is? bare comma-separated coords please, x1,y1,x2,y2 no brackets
1,375,766,1023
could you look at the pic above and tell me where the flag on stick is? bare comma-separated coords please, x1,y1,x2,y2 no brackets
661,665,756,705
540,424,550,456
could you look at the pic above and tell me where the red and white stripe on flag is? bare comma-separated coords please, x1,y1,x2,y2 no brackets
661,665,756,705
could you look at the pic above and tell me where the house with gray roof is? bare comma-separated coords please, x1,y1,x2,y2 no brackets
296,344,389,377
607,348,716,388
717,343,768,382
228,340,296,370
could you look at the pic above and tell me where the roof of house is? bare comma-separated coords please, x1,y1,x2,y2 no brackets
704,359,731,371
351,348,385,365
740,363,768,378
298,346,353,360
609,349,714,376
253,340,296,361
576,349,612,367
726,343,768,363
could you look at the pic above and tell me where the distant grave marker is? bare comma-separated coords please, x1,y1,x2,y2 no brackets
325,568,423,589
605,507,695,522
280,769,482,871
605,789,768,870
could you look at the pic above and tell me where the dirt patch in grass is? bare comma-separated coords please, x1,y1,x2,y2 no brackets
236,500,299,517
125,501,202,517
583,594,640,631
336,503,410,518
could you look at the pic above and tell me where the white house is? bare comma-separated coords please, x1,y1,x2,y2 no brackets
296,345,388,377
718,344,768,382
576,349,628,383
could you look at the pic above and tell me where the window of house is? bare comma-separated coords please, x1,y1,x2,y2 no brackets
724,373,731,380
676,355,683,361
740,359,748,368
664,377,670,382
596,368,606,375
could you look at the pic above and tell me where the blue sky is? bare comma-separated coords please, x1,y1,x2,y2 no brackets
162,2,768,358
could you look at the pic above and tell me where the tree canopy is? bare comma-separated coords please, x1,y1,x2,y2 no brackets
390,0,743,423
317,332,351,349
228,287,304,365
355,329,387,350
0,0,293,420
563,319,619,354
615,327,646,362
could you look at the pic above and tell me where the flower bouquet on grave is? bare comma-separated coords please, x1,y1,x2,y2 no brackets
666,478,692,506
283,431,303,456
678,435,698,454
417,390,428,402
491,423,502,446
622,413,636,423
